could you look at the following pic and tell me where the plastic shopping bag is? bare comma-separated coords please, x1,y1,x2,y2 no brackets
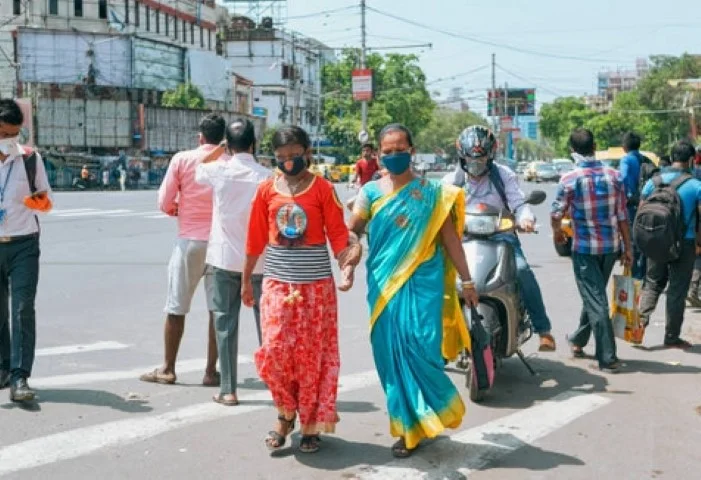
610,269,645,345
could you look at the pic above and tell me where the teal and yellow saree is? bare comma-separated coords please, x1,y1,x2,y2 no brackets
354,177,471,449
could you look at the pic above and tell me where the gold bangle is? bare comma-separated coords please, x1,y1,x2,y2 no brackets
461,280,475,288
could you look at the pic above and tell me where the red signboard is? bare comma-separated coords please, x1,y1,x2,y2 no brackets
352,69,373,101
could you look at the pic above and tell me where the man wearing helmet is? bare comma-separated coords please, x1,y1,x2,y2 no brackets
443,126,556,352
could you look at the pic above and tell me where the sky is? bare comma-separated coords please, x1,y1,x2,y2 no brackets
235,0,701,116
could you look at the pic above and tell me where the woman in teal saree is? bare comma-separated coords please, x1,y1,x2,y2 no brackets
347,124,478,458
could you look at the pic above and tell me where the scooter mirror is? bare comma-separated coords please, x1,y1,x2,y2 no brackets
525,190,546,205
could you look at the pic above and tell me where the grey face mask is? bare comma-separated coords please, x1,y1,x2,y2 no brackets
466,159,488,177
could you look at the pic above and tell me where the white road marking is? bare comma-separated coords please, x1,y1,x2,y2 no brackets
356,391,611,479
106,211,162,218
0,369,380,476
48,208,96,215
145,214,168,219
36,341,129,357
54,209,131,217
32,355,253,388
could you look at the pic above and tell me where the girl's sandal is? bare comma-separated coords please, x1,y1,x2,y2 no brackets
391,438,414,458
299,435,321,454
265,415,296,450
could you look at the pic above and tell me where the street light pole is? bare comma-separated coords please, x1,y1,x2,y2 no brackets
360,0,367,133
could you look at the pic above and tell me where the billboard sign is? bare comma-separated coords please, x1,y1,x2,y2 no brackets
352,69,373,101
488,88,536,116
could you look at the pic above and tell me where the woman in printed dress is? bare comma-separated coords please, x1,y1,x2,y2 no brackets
347,123,479,458
242,126,360,454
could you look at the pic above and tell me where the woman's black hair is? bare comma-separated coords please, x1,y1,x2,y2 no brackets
378,123,414,147
272,125,311,150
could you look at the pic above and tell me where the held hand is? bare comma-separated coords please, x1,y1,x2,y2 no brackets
696,245,701,256
338,266,355,292
338,244,362,268
241,280,255,307
463,285,479,308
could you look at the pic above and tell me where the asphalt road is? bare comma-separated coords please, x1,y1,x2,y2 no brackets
1,181,700,480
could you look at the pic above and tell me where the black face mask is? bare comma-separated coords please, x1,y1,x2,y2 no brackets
277,156,306,176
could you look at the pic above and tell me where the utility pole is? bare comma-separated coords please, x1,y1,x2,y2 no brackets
360,0,367,134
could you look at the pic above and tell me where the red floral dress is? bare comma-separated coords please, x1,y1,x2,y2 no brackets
247,175,348,434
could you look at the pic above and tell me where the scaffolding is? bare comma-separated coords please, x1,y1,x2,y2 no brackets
220,0,287,27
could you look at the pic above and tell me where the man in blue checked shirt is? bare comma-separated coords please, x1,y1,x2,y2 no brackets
551,128,633,374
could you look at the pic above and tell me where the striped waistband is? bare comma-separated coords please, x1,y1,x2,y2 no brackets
264,244,332,283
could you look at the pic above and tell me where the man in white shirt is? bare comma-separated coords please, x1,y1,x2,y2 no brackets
196,118,272,406
0,99,53,402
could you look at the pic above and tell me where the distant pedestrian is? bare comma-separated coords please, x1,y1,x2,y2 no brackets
552,128,631,374
0,99,53,402
195,118,273,406
102,169,109,188
639,140,701,348
355,143,380,187
619,132,646,279
119,166,126,191
243,125,359,453
140,114,224,387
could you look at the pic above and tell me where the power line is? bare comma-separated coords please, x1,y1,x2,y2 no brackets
286,5,358,20
495,64,570,98
366,6,629,64
426,65,491,86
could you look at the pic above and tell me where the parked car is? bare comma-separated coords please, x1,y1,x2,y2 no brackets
552,158,575,174
524,161,543,182
533,163,560,183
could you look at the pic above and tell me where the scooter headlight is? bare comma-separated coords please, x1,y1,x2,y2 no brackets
465,214,498,235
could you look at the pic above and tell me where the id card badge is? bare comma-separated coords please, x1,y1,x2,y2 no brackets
0,208,6,226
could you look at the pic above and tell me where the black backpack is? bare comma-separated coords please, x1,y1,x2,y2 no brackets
633,174,690,263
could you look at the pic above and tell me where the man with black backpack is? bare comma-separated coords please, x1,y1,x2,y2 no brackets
635,140,701,349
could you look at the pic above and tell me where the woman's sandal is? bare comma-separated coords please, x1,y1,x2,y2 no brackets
265,414,296,450
299,435,321,454
391,438,414,458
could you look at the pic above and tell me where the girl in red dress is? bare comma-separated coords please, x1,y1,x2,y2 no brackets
242,126,360,453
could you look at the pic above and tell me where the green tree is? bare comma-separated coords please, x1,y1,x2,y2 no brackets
514,138,555,162
161,83,206,109
259,127,276,155
539,97,597,155
415,108,488,158
322,51,434,150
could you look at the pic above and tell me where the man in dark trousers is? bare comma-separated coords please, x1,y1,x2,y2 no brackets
0,99,53,402
639,141,701,348
552,128,632,374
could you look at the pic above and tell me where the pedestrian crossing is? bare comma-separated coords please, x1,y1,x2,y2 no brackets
48,208,169,219
0,340,612,479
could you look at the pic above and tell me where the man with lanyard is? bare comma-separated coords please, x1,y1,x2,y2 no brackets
0,99,53,402
619,132,646,280
443,126,556,352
